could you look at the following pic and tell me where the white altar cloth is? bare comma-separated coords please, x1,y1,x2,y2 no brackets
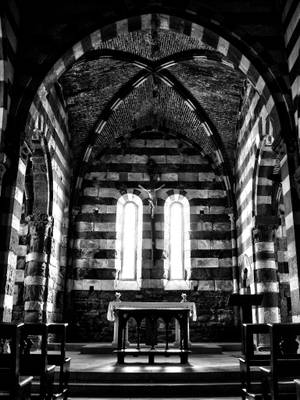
107,301,197,322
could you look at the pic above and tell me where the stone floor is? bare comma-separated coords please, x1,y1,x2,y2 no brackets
67,350,241,372
64,348,242,399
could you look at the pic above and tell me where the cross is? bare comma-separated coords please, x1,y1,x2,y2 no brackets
138,183,165,265
138,184,165,219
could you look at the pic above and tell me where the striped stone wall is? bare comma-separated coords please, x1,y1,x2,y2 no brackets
0,1,19,146
236,83,265,269
235,81,283,324
0,144,29,321
282,0,300,140
281,0,300,322
21,85,71,322
0,82,71,322
0,1,20,320
275,192,291,322
68,131,236,341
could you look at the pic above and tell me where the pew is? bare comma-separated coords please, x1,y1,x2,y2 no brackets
47,323,71,399
20,323,56,400
239,323,270,399
0,322,33,400
260,323,300,400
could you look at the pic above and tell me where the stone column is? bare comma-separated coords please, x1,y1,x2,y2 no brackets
274,138,300,322
228,212,239,293
24,213,53,323
0,143,29,321
252,219,280,325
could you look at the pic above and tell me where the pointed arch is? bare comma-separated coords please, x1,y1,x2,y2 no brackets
163,193,191,290
115,193,143,290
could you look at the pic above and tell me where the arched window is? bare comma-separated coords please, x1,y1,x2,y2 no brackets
115,193,143,289
164,194,191,289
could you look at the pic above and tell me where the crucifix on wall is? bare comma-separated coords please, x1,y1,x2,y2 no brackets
138,157,165,264
138,184,165,219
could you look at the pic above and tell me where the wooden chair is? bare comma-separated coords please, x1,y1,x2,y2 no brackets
20,323,56,400
0,322,33,400
260,323,300,400
239,323,270,399
47,323,71,399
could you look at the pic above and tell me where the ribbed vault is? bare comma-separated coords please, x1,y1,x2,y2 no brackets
58,26,245,184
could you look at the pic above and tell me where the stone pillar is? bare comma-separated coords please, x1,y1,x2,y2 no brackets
252,219,280,325
0,143,30,321
24,213,53,323
275,139,300,321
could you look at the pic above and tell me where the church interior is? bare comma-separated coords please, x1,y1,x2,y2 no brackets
0,0,300,399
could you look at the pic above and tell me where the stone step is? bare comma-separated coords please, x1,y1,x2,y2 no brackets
68,398,241,400
68,381,243,398
48,342,241,354
69,369,242,383
78,342,237,355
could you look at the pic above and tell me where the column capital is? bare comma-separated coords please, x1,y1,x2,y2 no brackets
227,211,236,224
26,212,51,232
0,151,9,166
252,216,279,242
252,224,277,243
0,151,10,197
20,141,31,162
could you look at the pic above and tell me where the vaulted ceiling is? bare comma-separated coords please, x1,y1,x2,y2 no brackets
15,0,288,183
58,29,245,176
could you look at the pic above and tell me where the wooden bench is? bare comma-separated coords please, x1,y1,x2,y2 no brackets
47,323,71,399
239,323,270,399
0,322,33,400
114,348,190,364
260,323,300,400
20,323,56,400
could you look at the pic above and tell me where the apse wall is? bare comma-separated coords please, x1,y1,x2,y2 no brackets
68,131,237,341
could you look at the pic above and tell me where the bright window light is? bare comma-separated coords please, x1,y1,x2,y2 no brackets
121,201,137,280
169,202,184,279
164,194,191,286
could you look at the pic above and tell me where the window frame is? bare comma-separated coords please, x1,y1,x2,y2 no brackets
115,193,143,290
163,194,191,290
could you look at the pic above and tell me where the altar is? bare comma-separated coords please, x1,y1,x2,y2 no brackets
107,301,197,364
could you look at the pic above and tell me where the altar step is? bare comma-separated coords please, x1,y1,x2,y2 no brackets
68,381,245,398
68,367,257,398
79,342,241,354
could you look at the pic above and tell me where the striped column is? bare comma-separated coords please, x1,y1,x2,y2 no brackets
24,213,53,323
229,212,239,293
280,145,300,322
252,220,280,325
0,144,29,321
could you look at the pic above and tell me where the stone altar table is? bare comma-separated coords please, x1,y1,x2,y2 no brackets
107,301,197,363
